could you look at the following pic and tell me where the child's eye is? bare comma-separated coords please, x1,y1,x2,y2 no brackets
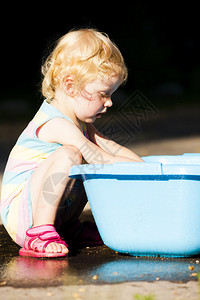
99,93,109,98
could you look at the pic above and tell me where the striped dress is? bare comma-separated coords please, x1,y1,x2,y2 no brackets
0,100,88,247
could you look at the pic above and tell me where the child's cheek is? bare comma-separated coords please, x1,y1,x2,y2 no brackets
88,99,103,113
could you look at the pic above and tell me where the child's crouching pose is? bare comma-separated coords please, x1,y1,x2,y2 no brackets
0,28,143,258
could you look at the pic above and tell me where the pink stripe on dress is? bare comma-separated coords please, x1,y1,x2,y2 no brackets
16,178,32,247
4,158,37,173
22,121,36,139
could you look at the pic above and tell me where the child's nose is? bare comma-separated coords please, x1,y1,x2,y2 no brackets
104,98,113,107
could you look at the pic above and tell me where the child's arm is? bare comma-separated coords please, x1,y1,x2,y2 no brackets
86,124,144,162
40,118,143,164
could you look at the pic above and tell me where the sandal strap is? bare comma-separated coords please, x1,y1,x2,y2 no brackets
24,224,67,253
26,224,56,236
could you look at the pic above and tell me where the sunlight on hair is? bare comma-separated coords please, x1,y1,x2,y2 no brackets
41,28,128,100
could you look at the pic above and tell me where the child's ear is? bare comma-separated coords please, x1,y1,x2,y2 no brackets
63,76,75,96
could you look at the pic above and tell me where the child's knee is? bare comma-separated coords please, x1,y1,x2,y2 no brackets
55,146,82,167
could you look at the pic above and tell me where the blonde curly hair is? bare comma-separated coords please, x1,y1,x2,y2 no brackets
41,28,128,100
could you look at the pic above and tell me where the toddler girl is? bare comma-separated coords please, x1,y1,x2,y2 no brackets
0,28,143,257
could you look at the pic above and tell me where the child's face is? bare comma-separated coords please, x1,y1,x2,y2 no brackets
74,76,121,123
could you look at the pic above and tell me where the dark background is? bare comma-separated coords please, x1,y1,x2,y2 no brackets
0,1,199,120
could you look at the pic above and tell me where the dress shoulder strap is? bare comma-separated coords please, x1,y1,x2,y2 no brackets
81,122,89,139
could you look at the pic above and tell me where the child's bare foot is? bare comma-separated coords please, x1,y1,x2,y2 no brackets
45,242,69,254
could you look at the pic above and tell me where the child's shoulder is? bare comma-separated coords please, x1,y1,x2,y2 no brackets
37,117,83,144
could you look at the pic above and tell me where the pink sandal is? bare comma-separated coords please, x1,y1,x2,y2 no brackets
19,224,68,258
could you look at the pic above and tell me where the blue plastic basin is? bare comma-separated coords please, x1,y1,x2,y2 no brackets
69,153,200,257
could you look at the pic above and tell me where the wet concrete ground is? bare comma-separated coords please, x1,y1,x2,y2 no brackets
1,225,200,288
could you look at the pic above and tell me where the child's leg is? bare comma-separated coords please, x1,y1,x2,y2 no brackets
30,145,83,254
55,179,87,229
